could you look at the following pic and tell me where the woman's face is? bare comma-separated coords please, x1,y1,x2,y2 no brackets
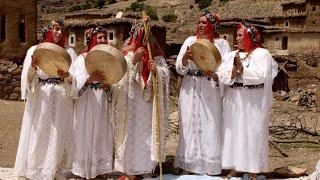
96,33,107,44
198,16,208,36
236,28,244,50
52,25,63,44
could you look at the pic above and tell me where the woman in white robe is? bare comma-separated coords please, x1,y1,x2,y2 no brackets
216,22,278,179
71,26,113,179
175,10,230,175
113,21,170,179
13,20,78,180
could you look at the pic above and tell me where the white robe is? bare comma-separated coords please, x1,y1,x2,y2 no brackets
14,45,78,180
71,55,113,179
113,52,170,175
174,36,231,175
216,48,278,173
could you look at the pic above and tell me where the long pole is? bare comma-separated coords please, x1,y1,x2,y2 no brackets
142,11,163,180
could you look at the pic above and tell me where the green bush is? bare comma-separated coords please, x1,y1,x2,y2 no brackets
195,0,212,9
128,2,158,20
145,5,158,20
93,0,106,9
107,0,117,4
129,2,145,11
162,13,178,22
69,5,81,12
81,3,92,10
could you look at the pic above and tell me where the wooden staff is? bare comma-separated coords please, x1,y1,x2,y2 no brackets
142,11,163,180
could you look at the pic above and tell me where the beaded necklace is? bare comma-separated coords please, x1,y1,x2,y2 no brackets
237,50,253,68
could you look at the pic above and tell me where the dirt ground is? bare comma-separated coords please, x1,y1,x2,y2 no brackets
0,98,319,178
0,100,24,167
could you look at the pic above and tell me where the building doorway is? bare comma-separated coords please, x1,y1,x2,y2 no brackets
282,36,288,50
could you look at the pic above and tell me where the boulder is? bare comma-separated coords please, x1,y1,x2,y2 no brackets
274,166,307,178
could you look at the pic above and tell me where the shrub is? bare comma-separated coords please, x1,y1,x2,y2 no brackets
107,0,117,4
162,13,178,22
81,3,92,10
145,5,158,20
69,5,81,12
128,2,158,20
93,0,106,9
129,2,145,11
194,0,213,10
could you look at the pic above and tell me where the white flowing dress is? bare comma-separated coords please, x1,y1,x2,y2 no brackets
71,55,113,179
216,48,278,173
113,52,170,175
13,45,78,180
174,36,230,175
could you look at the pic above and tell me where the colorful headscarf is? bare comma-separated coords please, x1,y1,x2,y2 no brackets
84,26,108,52
122,22,164,84
238,22,262,52
40,19,65,48
196,9,220,42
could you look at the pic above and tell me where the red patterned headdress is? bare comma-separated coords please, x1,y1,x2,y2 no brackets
122,22,164,84
84,26,108,52
196,9,220,42
41,19,66,48
238,22,262,52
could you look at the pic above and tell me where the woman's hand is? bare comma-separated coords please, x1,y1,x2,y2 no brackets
57,69,70,78
102,83,110,91
132,47,145,65
233,52,244,75
204,71,218,81
31,55,38,69
86,71,105,84
182,46,193,66
148,60,156,73
231,66,237,79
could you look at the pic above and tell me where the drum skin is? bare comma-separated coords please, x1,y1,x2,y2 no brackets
85,44,127,84
33,42,72,77
190,39,222,72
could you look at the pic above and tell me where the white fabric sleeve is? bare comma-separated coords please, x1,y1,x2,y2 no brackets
216,51,236,85
242,50,269,85
73,55,90,97
65,47,79,97
219,39,232,57
215,39,231,97
261,48,278,114
175,37,194,75
20,46,37,100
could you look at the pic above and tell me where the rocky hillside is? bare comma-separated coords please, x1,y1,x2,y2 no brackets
38,0,296,43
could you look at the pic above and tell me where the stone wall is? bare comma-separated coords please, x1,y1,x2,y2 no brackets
0,59,22,100
273,52,320,90
0,0,37,101
264,32,320,52
0,0,37,61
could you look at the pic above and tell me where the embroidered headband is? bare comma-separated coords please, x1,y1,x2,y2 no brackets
41,19,64,42
201,9,220,35
85,26,107,45
241,22,260,43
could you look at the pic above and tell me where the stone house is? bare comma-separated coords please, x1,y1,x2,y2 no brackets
0,0,37,100
264,0,320,52
0,0,37,60
218,0,320,53
64,10,166,54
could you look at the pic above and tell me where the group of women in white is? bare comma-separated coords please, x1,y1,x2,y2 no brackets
13,9,278,180
175,10,278,179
